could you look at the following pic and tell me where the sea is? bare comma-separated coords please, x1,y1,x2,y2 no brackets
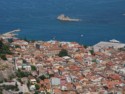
0,0,125,45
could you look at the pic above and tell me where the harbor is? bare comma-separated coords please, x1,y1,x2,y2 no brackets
0,29,20,39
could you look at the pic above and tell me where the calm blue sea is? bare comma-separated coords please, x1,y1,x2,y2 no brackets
0,0,125,45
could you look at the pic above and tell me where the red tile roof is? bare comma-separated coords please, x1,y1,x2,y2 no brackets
53,88,62,94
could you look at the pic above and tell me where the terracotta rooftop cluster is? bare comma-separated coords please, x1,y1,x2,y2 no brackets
4,39,125,94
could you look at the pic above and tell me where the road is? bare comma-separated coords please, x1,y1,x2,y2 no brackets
13,79,29,93
0,79,29,93
0,82,15,86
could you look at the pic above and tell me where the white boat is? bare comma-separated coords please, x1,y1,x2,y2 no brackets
123,13,125,16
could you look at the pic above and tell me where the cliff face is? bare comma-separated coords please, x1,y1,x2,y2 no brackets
0,61,15,81
0,69,15,81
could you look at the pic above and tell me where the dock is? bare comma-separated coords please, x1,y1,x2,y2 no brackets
0,29,20,39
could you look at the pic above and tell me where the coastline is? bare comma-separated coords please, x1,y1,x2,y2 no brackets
0,0,125,47
1,31,125,47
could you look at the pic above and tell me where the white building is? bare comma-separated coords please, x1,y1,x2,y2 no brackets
93,40,125,52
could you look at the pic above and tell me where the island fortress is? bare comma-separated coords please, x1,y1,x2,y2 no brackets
57,14,81,22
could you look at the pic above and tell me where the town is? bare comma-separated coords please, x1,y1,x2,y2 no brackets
0,33,125,94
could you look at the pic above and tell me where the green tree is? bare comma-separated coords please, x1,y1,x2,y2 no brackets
84,45,88,49
0,40,12,60
15,82,18,88
16,71,30,78
119,48,125,51
35,84,40,90
31,65,37,71
0,90,2,94
34,91,39,94
0,80,3,83
24,93,30,94
15,45,21,48
17,78,21,83
92,59,97,63
89,49,95,55
58,49,68,57
27,80,31,89
15,82,19,91
39,75,46,80
0,55,7,60
0,40,3,49
36,78,40,83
